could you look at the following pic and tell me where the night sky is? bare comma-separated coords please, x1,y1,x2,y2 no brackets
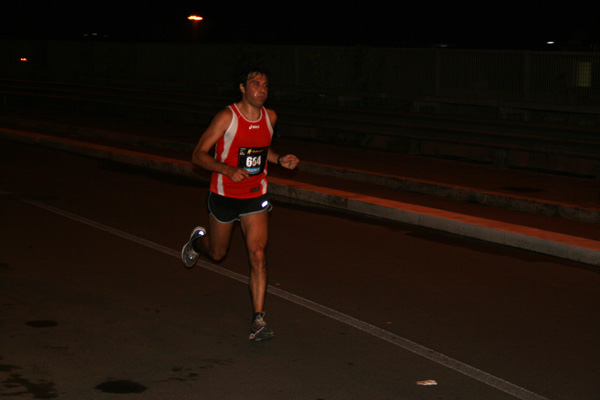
1,2,598,50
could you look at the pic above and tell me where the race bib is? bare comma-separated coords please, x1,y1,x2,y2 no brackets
238,147,268,175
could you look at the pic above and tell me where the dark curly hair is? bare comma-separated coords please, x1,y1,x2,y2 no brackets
238,66,270,88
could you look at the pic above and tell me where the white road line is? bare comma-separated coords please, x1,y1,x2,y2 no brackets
20,196,550,400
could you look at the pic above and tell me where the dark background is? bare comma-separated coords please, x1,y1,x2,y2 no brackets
1,2,599,50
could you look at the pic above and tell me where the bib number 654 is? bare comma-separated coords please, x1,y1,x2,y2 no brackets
246,156,262,168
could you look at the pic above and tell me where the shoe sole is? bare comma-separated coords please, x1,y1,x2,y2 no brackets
181,227,205,268
181,244,198,268
249,333,274,342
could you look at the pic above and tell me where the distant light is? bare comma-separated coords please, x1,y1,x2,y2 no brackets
576,61,592,88
188,15,203,21
20,57,28,62
546,41,555,45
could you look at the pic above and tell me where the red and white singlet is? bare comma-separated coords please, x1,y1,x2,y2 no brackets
209,104,274,198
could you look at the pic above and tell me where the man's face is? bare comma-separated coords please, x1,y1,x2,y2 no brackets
241,73,269,108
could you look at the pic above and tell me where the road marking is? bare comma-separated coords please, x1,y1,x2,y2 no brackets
20,196,549,400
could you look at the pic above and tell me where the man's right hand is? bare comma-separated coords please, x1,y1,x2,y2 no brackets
227,166,250,182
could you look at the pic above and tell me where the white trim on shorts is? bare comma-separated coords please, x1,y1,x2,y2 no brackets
207,192,272,224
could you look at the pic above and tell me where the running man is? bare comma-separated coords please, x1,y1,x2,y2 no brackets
181,67,299,341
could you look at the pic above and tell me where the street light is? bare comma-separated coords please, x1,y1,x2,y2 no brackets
188,15,203,41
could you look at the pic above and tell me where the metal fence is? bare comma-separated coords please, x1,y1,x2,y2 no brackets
2,39,599,126
274,46,600,126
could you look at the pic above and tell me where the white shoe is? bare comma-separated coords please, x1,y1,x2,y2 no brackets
249,312,274,341
181,226,206,268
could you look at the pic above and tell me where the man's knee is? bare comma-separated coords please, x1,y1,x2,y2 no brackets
248,245,266,267
209,247,228,262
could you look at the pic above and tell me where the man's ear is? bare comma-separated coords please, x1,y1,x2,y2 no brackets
239,83,246,94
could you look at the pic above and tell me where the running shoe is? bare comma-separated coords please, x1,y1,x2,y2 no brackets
249,312,274,341
181,226,206,267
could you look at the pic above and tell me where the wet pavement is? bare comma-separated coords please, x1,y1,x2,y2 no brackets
2,106,600,400
2,139,600,400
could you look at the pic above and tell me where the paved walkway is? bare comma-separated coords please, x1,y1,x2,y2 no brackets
0,106,598,266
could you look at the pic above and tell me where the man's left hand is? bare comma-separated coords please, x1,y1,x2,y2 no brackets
279,154,299,170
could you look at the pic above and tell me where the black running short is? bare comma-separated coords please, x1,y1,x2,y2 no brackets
207,192,272,223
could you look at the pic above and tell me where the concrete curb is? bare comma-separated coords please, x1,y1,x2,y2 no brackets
2,115,596,224
2,128,599,266
298,162,599,224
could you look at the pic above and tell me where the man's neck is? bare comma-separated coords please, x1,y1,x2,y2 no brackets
236,101,262,121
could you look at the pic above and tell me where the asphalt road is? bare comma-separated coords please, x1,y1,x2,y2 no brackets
1,139,599,400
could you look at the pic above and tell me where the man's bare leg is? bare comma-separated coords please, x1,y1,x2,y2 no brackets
240,211,269,313
240,210,273,341
181,215,234,267
202,215,234,262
